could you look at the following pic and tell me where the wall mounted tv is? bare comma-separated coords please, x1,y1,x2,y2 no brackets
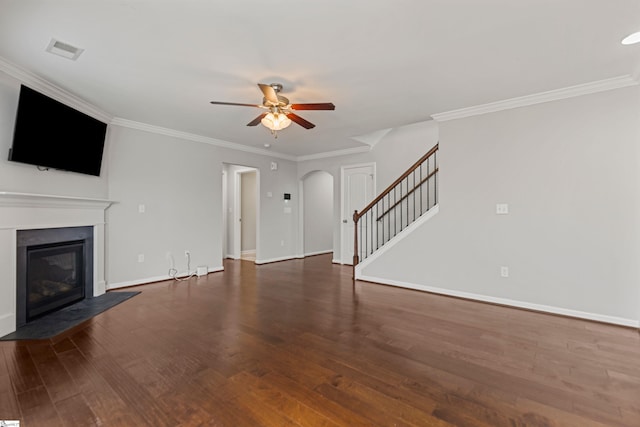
8,85,107,176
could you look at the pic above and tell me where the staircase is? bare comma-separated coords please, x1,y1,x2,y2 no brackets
353,143,439,277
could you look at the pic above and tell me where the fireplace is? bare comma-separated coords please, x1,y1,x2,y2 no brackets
16,226,94,327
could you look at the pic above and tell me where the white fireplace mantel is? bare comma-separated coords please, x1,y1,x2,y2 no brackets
0,191,114,210
0,191,115,337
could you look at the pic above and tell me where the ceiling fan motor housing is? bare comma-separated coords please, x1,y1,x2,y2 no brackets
263,96,290,108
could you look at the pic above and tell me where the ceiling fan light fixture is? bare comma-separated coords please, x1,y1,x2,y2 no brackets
622,31,640,45
261,112,291,131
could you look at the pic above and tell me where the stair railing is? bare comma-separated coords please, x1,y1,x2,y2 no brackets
353,143,439,276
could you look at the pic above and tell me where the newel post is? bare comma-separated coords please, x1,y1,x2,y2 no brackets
352,210,359,280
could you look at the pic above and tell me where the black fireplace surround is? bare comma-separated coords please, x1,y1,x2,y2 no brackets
16,226,93,328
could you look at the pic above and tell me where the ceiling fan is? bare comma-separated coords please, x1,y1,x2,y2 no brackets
209,83,335,136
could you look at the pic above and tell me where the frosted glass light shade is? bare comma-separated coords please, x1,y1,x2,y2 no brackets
261,112,291,131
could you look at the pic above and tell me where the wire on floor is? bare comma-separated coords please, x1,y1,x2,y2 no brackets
169,251,196,281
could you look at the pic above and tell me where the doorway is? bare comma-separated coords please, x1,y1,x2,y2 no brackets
300,170,334,257
222,164,259,261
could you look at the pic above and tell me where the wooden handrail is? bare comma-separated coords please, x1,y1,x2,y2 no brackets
354,143,438,222
375,168,438,221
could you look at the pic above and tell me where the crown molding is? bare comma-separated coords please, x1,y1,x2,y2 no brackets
0,56,113,123
110,118,297,161
295,145,371,162
431,75,639,122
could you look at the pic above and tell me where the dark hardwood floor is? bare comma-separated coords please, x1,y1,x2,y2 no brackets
1,254,639,426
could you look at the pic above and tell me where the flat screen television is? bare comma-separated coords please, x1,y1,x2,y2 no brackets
8,85,107,176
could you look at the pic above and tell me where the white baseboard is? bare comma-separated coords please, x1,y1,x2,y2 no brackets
304,250,333,257
255,255,297,265
241,249,256,256
356,274,639,328
107,266,224,290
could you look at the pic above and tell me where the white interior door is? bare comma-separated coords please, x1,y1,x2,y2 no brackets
341,164,375,265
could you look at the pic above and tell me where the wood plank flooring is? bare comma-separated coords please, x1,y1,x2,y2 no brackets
1,254,639,426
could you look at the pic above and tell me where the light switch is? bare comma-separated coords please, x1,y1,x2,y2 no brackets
284,206,292,214
138,204,145,213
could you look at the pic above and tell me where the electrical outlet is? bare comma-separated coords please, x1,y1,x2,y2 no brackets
280,240,284,247
496,203,509,215
138,253,145,263
500,266,509,277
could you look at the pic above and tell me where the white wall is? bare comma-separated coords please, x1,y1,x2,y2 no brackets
105,125,221,285
370,120,440,192
361,86,640,325
302,171,333,255
105,125,298,286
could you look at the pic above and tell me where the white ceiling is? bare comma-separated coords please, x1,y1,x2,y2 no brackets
1,0,639,158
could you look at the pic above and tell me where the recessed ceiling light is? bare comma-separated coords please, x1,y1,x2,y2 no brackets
621,31,640,45
264,143,271,148
45,38,84,60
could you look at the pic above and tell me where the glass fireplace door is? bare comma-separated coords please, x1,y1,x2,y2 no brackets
26,240,85,321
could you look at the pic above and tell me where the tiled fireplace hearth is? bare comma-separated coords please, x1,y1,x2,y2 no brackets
0,192,114,337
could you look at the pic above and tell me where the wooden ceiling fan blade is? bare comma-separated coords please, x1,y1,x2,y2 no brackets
287,113,315,129
210,101,262,108
258,83,279,104
290,103,335,111
247,113,267,126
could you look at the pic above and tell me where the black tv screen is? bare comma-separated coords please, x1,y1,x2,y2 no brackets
9,85,107,176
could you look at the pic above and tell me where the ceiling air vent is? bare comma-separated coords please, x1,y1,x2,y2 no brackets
45,38,84,60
